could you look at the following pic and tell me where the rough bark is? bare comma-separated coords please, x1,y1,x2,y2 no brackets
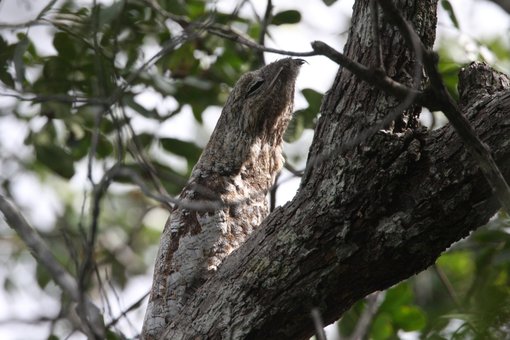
154,0,510,339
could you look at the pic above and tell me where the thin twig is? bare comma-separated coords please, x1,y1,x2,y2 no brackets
115,166,223,211
120,106,172,209
0,91,109,105
346,292,382,340
311,41,422,104
310,308,327,340
256,0,273,65
433,265,461,308
106,291,150,328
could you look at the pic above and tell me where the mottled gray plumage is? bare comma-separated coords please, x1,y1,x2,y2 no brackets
142,58,304,339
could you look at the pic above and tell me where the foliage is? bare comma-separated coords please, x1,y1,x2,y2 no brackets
0,0,509,339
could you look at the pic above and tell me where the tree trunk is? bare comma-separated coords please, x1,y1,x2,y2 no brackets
158,0,510,338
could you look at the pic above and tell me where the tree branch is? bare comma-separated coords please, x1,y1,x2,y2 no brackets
376,0,510,213
156,0,510,337
161,67,510,339
0,195,105,339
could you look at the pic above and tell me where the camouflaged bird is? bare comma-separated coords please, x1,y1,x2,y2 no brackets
142,58,304,339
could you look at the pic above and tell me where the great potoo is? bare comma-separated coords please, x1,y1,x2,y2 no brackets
142,58,304,339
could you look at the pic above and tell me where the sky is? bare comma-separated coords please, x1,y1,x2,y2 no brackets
0,0,510,339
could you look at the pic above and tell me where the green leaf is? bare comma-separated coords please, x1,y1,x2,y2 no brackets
272,10,302,25
485,38,510,63
40,57,71,93
122,95,160,119
160,138,202,164
394,305,427,331
0,68,15,88
284,88,321,142
53,32,77,60
173,78,219,123
13,35,29,87
187,0,206,19
3,277,15,292
441,0,460,29
379,283,413,312
96,134,114,158
322,0,338,6
110,256,127,288
370,313,394,340
35,143,75,179
134,133,154,148
105,329,123,340
302,88,323,110
436,251,474,283
40,102,72,120
0,37,15,88
99,1,125,27
36,263,52,288
436,54,462,100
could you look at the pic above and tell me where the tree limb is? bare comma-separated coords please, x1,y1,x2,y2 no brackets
0,195,105,339
161,63,510,339
156,0,510,337
376,0,510,213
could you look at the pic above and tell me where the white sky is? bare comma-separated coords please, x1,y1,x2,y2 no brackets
0,0,509,339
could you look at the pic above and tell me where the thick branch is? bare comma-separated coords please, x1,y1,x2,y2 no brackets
376,0,510,213
309,1,510,214
162,63,510,340
157,0,510,337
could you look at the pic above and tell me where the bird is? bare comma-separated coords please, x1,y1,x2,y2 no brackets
142,58,305,339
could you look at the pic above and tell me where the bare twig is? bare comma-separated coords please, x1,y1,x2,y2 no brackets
0,91,109,105
256,0,273,65
284,161,305,177
308,40,423,159
106,291,150,328
311,41,422,104
433,265,461,308
0,20,48,29
115,166,223,211
434,264,482,335
208,24,316,57
79,163,120,289
120,106,172,209
310,308,327,340
346,292,382,340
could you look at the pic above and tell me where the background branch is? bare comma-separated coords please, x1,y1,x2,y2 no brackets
0,195,105,339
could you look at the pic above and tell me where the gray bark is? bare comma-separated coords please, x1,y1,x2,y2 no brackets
153,0,510,338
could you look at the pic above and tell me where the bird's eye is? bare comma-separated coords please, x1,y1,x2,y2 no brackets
245,78,265,98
